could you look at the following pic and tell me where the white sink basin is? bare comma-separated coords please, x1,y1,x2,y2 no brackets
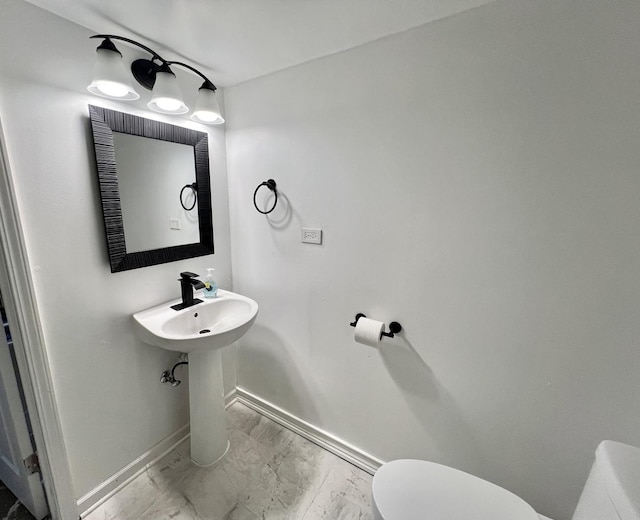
132,289,258,353
131,289,258,467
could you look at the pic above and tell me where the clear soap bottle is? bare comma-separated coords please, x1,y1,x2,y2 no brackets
203,268,218,298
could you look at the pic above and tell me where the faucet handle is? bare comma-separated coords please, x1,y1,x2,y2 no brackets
179,271,200,279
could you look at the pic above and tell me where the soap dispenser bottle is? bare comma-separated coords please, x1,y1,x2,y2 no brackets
203,268,218,299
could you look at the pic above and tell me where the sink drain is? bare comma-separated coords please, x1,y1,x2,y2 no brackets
199,329,211,334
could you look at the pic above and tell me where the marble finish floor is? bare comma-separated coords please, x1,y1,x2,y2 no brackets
85,402,373,520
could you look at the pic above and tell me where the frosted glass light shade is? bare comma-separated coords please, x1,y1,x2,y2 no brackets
87,47,140,100
191,87,225,125
147,71,189,114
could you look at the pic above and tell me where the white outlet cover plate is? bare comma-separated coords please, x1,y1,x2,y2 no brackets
301,228,322,244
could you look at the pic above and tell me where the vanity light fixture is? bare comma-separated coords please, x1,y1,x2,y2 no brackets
87,34,224,125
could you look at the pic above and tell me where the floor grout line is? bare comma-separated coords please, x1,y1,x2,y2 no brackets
299,458,337,520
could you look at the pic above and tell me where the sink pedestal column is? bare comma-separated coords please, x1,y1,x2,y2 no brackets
188,348,229,466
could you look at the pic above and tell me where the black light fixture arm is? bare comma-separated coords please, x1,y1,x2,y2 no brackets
167,61,217,91
90,34,218,91
90,34,164,62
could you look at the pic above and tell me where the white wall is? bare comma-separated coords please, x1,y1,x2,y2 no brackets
0,0,235,500
225,1,640,519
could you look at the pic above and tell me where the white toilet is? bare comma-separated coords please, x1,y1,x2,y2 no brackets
372,440,640,520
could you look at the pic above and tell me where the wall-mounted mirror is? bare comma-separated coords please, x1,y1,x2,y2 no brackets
88,105,214,272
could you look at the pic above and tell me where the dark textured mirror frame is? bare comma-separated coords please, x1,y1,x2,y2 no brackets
88,105,214,272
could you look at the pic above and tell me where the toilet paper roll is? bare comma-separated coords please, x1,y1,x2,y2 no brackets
354,317,384,347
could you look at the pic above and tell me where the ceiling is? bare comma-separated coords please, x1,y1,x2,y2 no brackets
24,0,497,87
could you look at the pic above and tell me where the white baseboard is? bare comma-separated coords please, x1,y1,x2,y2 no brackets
225,388,238,407
236,387,384,475
77,423,190,517
78,391,239,517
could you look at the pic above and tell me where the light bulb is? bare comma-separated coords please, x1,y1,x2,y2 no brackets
192,111,224,124
95,81,130,98
154,97,183,112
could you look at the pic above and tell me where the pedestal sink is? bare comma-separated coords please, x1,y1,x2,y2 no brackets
132,290,258,466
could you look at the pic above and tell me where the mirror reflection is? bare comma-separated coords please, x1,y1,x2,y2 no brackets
113,133,200,253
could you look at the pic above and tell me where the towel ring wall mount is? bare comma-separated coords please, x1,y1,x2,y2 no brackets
253,179,278,214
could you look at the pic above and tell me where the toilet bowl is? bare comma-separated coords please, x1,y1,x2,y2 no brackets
372,440,640,520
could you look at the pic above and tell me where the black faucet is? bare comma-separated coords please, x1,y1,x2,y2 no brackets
171,272,206,311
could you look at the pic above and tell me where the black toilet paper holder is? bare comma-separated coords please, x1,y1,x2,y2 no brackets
349,313,402,339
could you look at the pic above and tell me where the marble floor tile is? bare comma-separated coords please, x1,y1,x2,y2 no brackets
147,440,194,492
239,462,318,520
84,471,167,520
326,457,373,511
303,495,374,520
135,488,201,520
225,428,276,476
175,457,251,519
221,503,260,520
85,401,375,520
85,442,195,520
228,404,293,454
302,458,374,520
226,403,262,435
266,431,335,490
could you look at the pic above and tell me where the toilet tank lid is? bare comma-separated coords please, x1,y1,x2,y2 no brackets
595,441,640,520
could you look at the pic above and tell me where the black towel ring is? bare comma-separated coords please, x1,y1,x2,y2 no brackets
180,182,197,211
253,179,278,214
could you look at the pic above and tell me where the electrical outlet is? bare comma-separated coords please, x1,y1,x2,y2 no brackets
169,218,181,230
301,228,322,244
